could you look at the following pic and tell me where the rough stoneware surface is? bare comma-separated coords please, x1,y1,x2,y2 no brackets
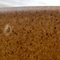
0,7,60,60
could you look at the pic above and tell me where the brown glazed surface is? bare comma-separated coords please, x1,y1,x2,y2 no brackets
0,7,60,60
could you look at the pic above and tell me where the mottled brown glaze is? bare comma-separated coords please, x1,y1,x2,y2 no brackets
0,7,60,60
